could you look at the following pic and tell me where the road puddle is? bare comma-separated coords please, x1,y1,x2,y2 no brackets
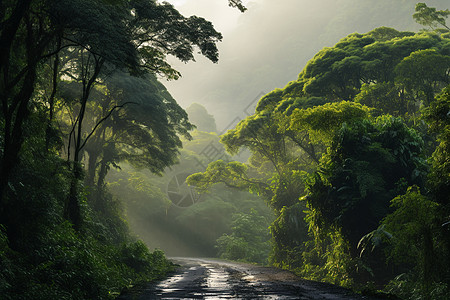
204,265,229,289
202,263,236,298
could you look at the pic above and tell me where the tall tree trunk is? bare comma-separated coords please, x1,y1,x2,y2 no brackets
45,37,61,152
86,149,100,188
0,48,39,213
0,0,32,69
0,58,39,247
0,0,32,208
64,55,103,230
94,158,109,213
65,162,83,231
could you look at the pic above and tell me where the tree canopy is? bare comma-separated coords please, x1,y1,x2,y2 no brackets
0,0,227,298
188,18,450,297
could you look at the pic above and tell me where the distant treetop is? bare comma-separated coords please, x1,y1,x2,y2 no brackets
413,2,450,30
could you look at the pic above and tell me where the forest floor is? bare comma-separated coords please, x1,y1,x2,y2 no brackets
117,257,391,299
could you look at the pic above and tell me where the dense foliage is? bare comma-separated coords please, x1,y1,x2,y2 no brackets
1,1,449,299
0,0,228,298
188,3,450,298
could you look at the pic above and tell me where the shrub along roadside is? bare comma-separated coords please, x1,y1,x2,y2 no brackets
0,222,174,300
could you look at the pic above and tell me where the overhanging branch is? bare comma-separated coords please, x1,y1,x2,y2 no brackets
79,101,138,151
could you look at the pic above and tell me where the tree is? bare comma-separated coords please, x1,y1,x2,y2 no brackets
422,86,450,208
186,103,217,133
305,116,426,257
188,100,371,268
381,187,441,298
1,0,224,232
0,1,71,245
227,0,246,12
216,208,271,264
288,101,371,144
355,82,408,116
413,2,450,30
52,0,222,229
0,0,61,208
78,72,194,214
290,28,449,116
422,87,450,289
395,49,450,105
188,95,307,267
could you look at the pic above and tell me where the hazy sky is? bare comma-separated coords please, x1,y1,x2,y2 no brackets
162,0,448,131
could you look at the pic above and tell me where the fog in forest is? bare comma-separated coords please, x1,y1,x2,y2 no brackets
164,0,446,130
116,0,450,257
2,0,450,298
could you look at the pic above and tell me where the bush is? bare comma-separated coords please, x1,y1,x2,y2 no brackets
216,209,271,264
0,221,174,300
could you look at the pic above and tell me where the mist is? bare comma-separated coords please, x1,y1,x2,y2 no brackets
163,0,447,131
4,0,449,297
114,0,449,257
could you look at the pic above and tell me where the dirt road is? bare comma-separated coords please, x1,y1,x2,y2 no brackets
117,257,388,299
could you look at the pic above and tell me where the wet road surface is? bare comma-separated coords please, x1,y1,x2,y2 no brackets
117,257,388,299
